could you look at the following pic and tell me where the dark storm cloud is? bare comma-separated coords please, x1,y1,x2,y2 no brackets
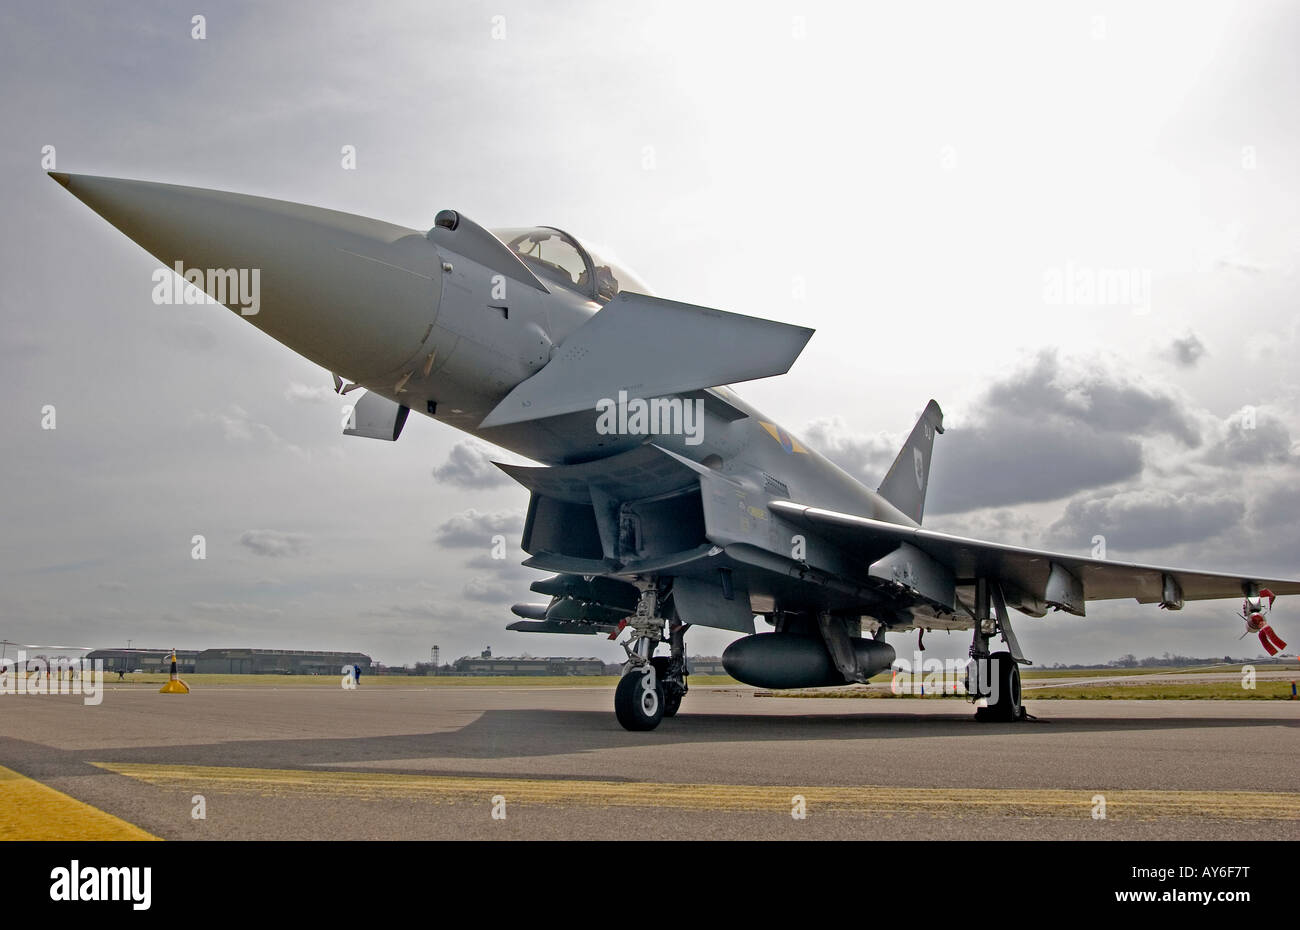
434,509,525,548
1167,331,1206,368
1246,481,1300,529
982,351,1201,447
934,352,1203,513
808,352,1206,515
927,420,1144,515
432,440,513,489
238,529,312,558
1044,489,1243,553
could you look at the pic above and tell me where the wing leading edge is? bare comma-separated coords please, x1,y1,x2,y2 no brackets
768,500,1300,617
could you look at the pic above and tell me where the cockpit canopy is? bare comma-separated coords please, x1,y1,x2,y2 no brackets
492,226,651,302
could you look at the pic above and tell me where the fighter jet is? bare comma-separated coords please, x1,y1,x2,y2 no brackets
48,173,1300,730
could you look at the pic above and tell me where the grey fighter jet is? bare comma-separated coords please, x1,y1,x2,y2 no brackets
49,173,1300,730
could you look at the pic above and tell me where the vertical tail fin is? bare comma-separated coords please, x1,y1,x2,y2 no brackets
877,399,944,524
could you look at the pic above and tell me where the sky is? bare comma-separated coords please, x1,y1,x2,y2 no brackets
2,0,1298,667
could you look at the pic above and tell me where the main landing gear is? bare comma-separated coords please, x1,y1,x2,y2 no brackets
966,578,1029,722
967,650,1023,722
614,581,688,731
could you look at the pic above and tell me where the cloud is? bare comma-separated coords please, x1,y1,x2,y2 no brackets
982,351,1201,447
924,351,1202,514
434,509,524,548
432,440,514,489
360,602,489,628
198,405,266,443
462,576,518,603
238,529,312,558
801,417,899,486
805,352,1208,516
196,405,307,457
363,602,437,619
1247,481,1300,530
284,381,335,404
462,552,540,581
190,602,285,618
1200,406,1294,468
1167,331,1206,368
1045,488,1244,554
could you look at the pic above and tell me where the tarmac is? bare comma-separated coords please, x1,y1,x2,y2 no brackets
2,682,1297,840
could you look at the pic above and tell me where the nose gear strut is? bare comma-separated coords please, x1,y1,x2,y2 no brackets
614,579,688,730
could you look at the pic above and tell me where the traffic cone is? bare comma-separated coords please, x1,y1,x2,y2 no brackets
159,650,189,694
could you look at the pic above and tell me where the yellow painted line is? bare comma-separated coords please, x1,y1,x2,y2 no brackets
93,763,1300,821
0,766,160,840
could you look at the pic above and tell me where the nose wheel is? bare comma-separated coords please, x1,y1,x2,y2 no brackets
614,580,688,731
615,666,665,731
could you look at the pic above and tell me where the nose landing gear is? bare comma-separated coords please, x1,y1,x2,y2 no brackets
614,664,664,731
614,581,688,731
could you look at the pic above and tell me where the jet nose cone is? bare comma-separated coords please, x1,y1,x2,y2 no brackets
52,173,443,383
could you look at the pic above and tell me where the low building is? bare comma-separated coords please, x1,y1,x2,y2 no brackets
194,648,371,675
452,655,606,676
86,649,199,674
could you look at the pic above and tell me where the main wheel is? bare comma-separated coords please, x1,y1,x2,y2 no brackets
973,651,1023,722
652,656,684,717
615,668,665,731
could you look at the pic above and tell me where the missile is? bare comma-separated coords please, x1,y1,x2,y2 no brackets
528,574,640,609
510,603,550,621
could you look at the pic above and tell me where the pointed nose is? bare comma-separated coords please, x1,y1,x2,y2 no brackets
50,173,443,383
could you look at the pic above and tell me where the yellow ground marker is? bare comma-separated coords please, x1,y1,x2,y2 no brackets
94,762,1300,821
0,766,160,840
158,650,189,694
